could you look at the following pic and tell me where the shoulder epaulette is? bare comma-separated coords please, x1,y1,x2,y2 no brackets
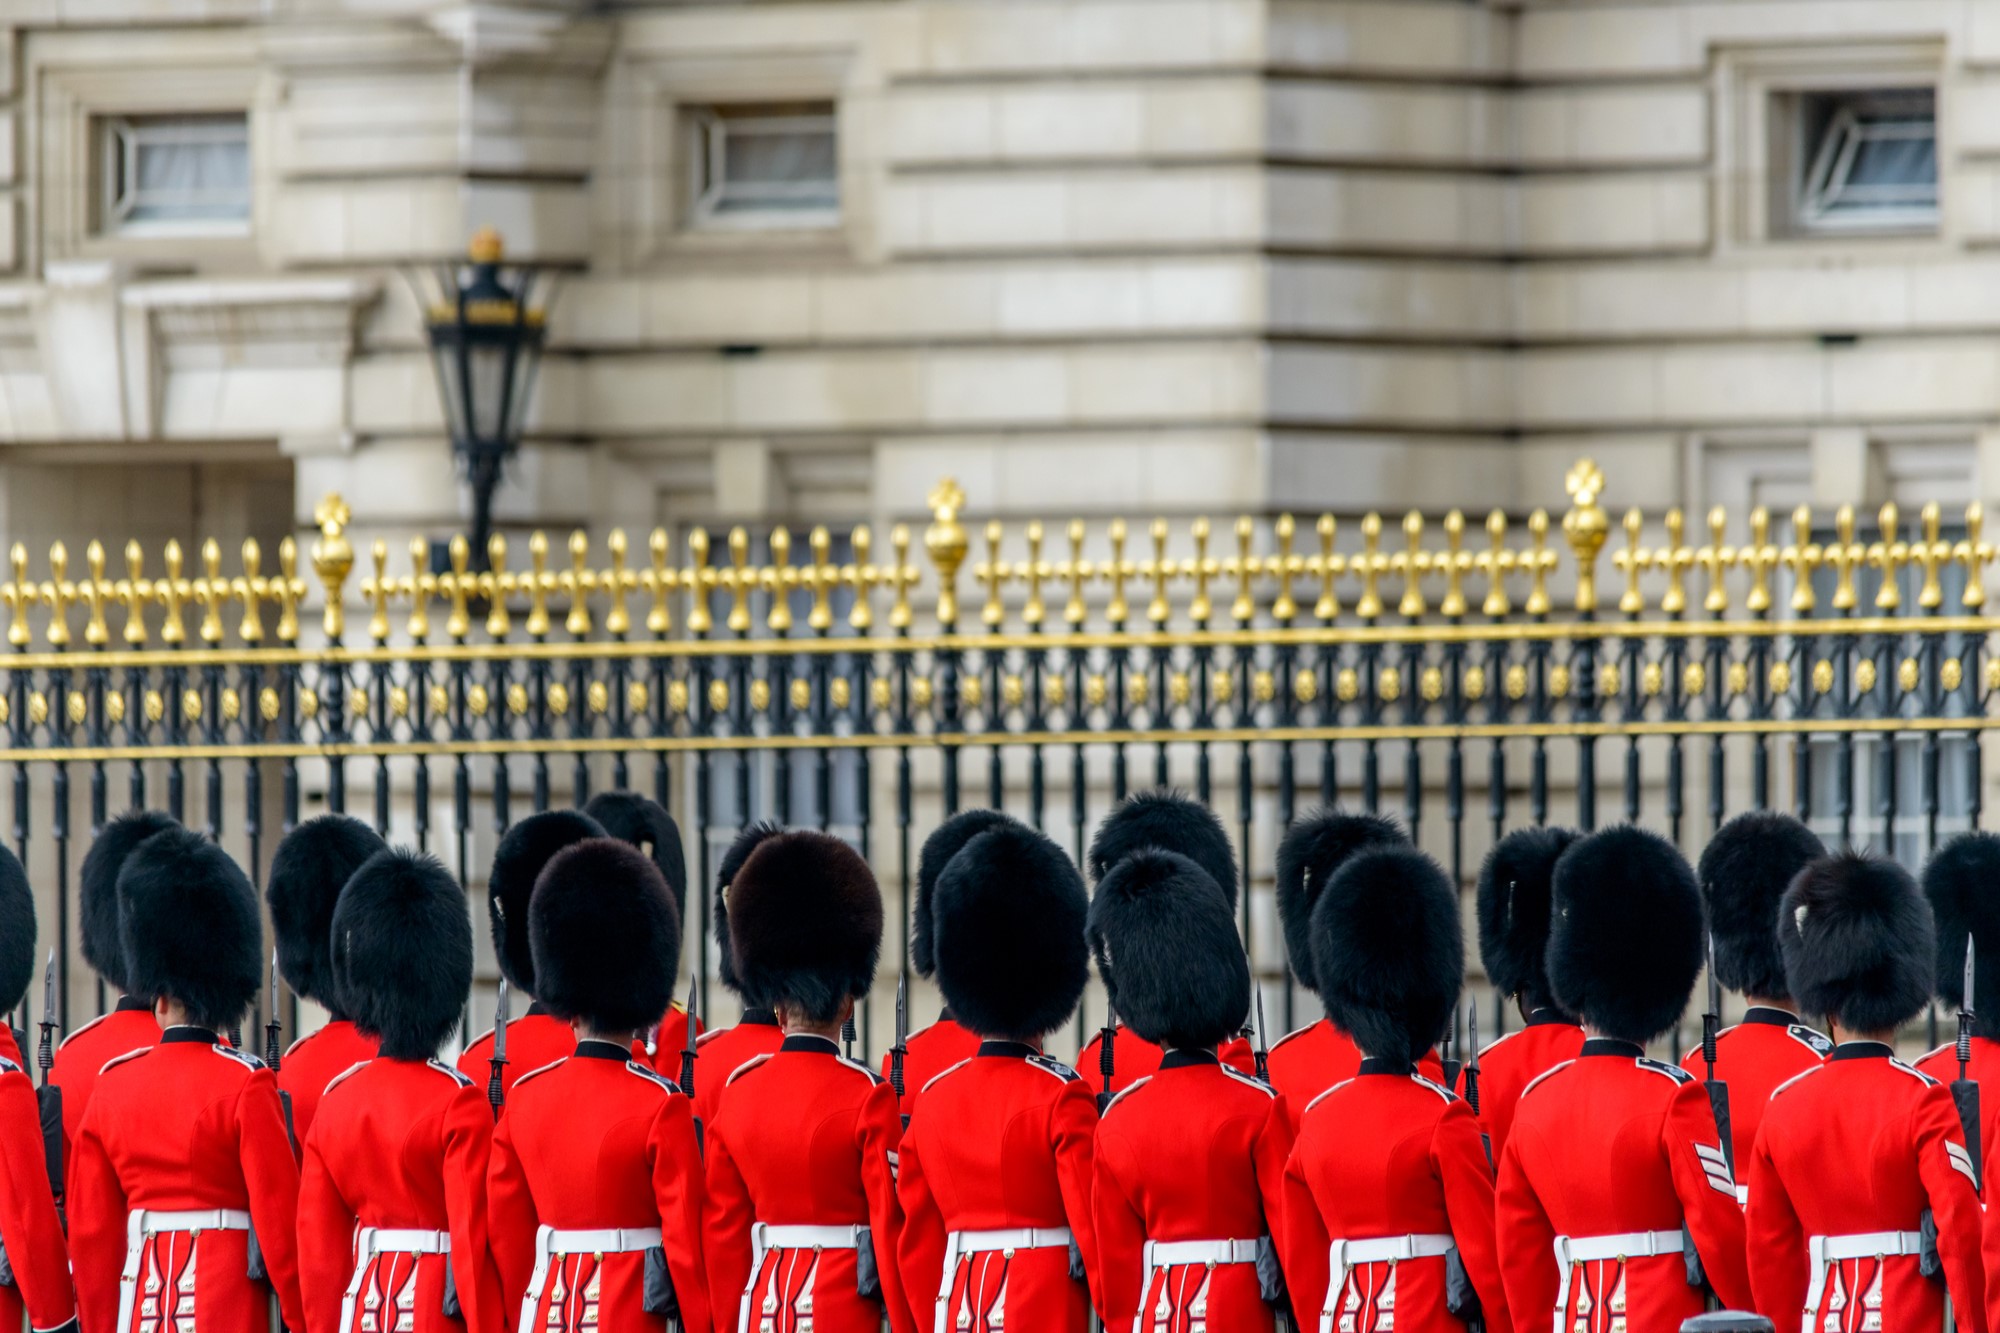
464,1027,495,1052
1519,1060,1575,1101
1787,1024,1835,1057
1476,1029,1522,1059
0,1055,20,1076
98,1046,150,1078
921,1058,972,1094
1271,1023,1318,1054
1220,1064,1277,1098
906,1020,938,1044
1410,1073,1457,1103
1890,1058,1940,1088
727,1053,775,1086
283,1031,313,1059
695,1027,730,1050
1769,1066,1822,1101
1101,1075,1152,1117
213,1044,265,1072
427,1060,474,1088
57,1012,111,1051
511,1058,566,1091
626,1060,676,1093
1304,1076,1360,1116
1920,1042,1953,1067
322,1061,370,1098
1636,1057,1694,1085
837,1055,884,1086
1026,1053,1080,1082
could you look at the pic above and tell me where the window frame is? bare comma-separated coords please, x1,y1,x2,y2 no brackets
1791,88,1938,236
96,112,253,239
684,102,841,231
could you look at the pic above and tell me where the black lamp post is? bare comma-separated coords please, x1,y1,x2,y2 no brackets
419,227,549,565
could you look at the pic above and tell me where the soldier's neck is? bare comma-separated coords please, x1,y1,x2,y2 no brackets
1827,1019,1895,1046
570,1020,632,1046
154,997,192,1030
1745,995,1794,1014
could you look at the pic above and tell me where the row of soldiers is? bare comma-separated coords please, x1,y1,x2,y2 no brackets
0,786,1990,1333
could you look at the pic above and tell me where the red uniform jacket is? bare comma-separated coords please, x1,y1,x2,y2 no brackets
1282,1061,1512,1333
1076,1025,1256,1100
898,1041,1098,1333
705,1034,916,1333
48,999,157,1153
1917,1036,2000,1333
280,1018,380,1148
692,1010,784,1130
1477,1012,1584,1163
299,1057,502,1333
68,1026,306,1333
457,1009,574,1103
1270,1020,1445,1134
881,1012,979,1118
489,1040,711,1333
1679,1006,1831,1177
1094,1050,1292,1333
1496,1039,1752,1333
0,1055,77,1333
1746,1043,1986,1333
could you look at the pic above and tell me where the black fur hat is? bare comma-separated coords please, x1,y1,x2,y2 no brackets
729,831,881,1025
118,826,261,1032
0,846,36,1015
1313,845,1463,1068
81,810,178,993
934,823,1090,1041
1275,810,1407,994
1924,832,2000,1037
714,821,784,997
1700,812,1826,1003
1088,848,1247,1050
1548,825,1703,1044
1783,851,1934,1035
914,809,1021,978
267,815,387,1012
531,838,679,1035
1476,827,1579,1015
488,810,605,994
1087,791,1239,910
331,849,472,1061
582,792,688,926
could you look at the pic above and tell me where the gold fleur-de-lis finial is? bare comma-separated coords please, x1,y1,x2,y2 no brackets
404,537,434,641
1562,458,1609,613
1869,502,1907,611
83,540,113,647
1613,508,1647,615
1957,503,1993,610
1440,511,1470,619
1783,505,1820,614
1022,522,1047,628
768,527,796,634
235,539,267,644
275,538,304,643
1476,511,1512,618
602,530,632,638
846,525,876,632
119,541,150,645
311,493,354,640
564,531,595,637
43,542,76,649
925,478,969,628
1312,515,1342,621
364,540,392,644
525,532,553,638
809,526,836,633
4,545,33,648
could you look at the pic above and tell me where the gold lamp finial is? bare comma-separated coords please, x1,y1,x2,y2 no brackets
468,227,504,264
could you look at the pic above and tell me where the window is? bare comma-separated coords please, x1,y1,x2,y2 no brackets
1787,88,1937,234
97,113,250,235
686,103,838,227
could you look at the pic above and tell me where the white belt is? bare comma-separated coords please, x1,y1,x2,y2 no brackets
933,1226,1075,1333
1552,1230,1682,1333
116,1209,253,1333
1803,1231,1925,1328
737,1224,871,1333
1321,1235,1456,1333
339,1228,450,1333
517,1224,664,1333
1137,1237,1262,1333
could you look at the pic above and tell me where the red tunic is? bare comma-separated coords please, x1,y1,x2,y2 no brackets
1094,1051,1292,1333
0,1055,77,1333
705,1035,917,1333
898,1041,1098,1333
488,1040,712,1333
1496,1039,1753,1333
880,1013,980,1118
280,1018,380,1148
1476,1012,1585,1163
1916,1036,2000,1333
1269,1020,1445,1134
67,1026,306,1333
1076,1025,1257,1099
298,1057,502,1333
691,1011,785,1130
456,1010,574,1103
49,1000,158,1153
1679,1006,1831,1175
1282,1062,1512,1333
1746,1044,1986,1333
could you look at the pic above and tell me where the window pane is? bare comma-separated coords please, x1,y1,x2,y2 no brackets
103,114,250,230
688,102,839,224
1792,87,1937,233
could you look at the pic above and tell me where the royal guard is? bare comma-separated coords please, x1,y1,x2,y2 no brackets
266,813,387,1143
1747,852,1987,1333
458,809,606,1099
1282,844,1511,1333
1269,810,1441,1130
1678,812,1832,1170
298,847,502,1333
1496,824,1753,1333
1474,826,1584,1160
897,821,1097,1333
689,821,786,1130
584,790,704,1060
49,810,178,1148
1916,832,2000,1162
1075,792,1256,1094
488,836,713,1333
704,829,917,1333
0,844,78,1333
1089,843,1292,1333
68,824,307,1333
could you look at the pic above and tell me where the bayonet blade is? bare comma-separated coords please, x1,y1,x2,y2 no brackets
39,951,53,1025
1468,1003,1481,1075
493,978,510,1063
1967,936,1978,1024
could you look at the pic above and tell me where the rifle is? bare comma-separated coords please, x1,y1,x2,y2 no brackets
1703,933,1735,1176
267,951,298,1157
1252,977,1270,1085
1441,1007,1462,1094
1955,937,1982,1181
1097,997,1117,1114
34,952,61,1212
1466,1003,1492,1172
680,974,702,1153
841,1008,856,1060
890,972,910,1129
487,978,510,1119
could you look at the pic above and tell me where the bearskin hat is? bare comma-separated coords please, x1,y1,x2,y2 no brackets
1700,811,1826,1003
728,830,881,1025
1476,826,1579,1016
1548,825,1703,1045
488,810,605,994
1274,810,1407,994
1313,845,1463,1068
0,846,36,1015
1087,791,1239,910
714,821,784,997
81,810,178,993
914,809,1021,978
118,825,261,1032
934,822,1090,1041
531,838,679,1035
582,792,688,925
1088,849,1247,1051
1924,831,2000,1037
266,815,387,1011
331,849,471,1061
1782,852,1934,1035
